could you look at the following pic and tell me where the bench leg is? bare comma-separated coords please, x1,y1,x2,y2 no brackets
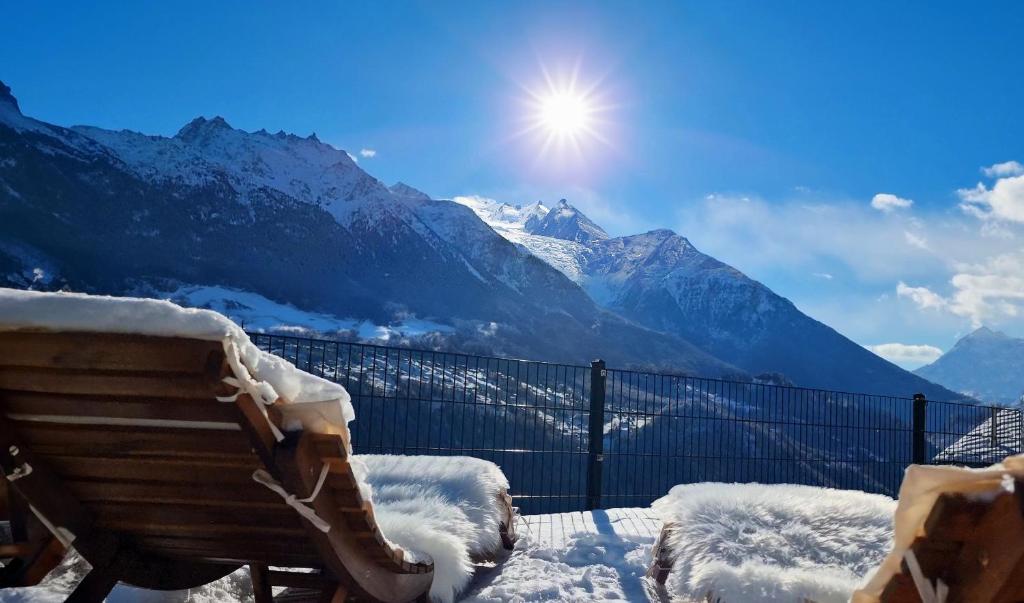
250,563,273,603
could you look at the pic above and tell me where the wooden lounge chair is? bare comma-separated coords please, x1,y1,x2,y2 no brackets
0,330,510,602
875,481,1024,602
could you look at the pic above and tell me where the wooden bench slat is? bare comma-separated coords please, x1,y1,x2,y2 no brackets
1,391,241,424
93,520,308,538
12,422,256,459
90,501,305,532
0,333,222,374
0,367,223,399
39,455,261,484
67,480,283,508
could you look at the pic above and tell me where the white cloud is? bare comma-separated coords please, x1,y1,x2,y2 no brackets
983,160,1024,178
903,230,929,250
897,281,947,311
360,148,377,158
813,272,834,280
675,194,945,284
959,174,1024,223
897,251,1024,328
865,342,944,368
871,193,914,213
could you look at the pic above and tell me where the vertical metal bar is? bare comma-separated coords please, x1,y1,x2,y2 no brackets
991,406,999,450
912,393,927,465
586,359,606,511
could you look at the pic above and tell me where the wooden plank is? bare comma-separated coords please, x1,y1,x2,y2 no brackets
40,455,261,484
68,480,282,508
0,332,222,374
135,541,318,563
11,421,254,458
89,500,305,531
131,530,313,548
0,367,222,398
13,422,255,459
93,519,308,538
1,391,241,424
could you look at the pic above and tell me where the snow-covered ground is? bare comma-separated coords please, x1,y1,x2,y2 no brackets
0,509,663,603
3,497,896,603
462,508,662,602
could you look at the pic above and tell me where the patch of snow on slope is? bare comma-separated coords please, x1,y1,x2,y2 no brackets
165,285,453,340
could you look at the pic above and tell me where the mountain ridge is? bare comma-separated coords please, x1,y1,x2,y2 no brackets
457,196,966,400
0,80,740,375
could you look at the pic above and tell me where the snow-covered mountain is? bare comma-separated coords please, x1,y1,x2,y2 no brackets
0,81,737,374
915,327,1024,405
457,196,963,400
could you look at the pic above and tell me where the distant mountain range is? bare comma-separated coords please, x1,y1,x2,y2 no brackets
457,196,962,399
916,327,1024,405
0,80,963,399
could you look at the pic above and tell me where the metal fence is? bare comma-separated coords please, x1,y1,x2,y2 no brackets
249,333,1024,514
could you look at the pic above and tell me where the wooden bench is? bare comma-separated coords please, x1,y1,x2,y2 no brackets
878,481,1024,602
0,331,436,602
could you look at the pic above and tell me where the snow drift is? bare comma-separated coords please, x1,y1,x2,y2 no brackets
651,483,895,603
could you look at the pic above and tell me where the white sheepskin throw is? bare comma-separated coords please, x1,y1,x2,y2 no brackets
650,483,895,603
359,454,510,557
374,496,477,603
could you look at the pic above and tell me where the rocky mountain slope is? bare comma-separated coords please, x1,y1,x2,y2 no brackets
457,197,964,400
915,327,1024,405
0,81,736,374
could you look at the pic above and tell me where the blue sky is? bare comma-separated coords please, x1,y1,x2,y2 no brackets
4,1,1024,367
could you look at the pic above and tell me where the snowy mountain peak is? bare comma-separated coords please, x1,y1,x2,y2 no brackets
0,81,19,113
174,116,233,142
961,326,1006,343
524,198,608,244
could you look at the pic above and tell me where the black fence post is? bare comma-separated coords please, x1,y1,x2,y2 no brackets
587,359,607,511
912,393,927,465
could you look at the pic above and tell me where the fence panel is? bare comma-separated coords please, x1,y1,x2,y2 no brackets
249,333,1024,513
600,370,915,508
929,400,1024,466
249,333,592,514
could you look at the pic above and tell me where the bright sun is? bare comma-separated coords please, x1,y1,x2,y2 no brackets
521,65,610,159
538,92,592,136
